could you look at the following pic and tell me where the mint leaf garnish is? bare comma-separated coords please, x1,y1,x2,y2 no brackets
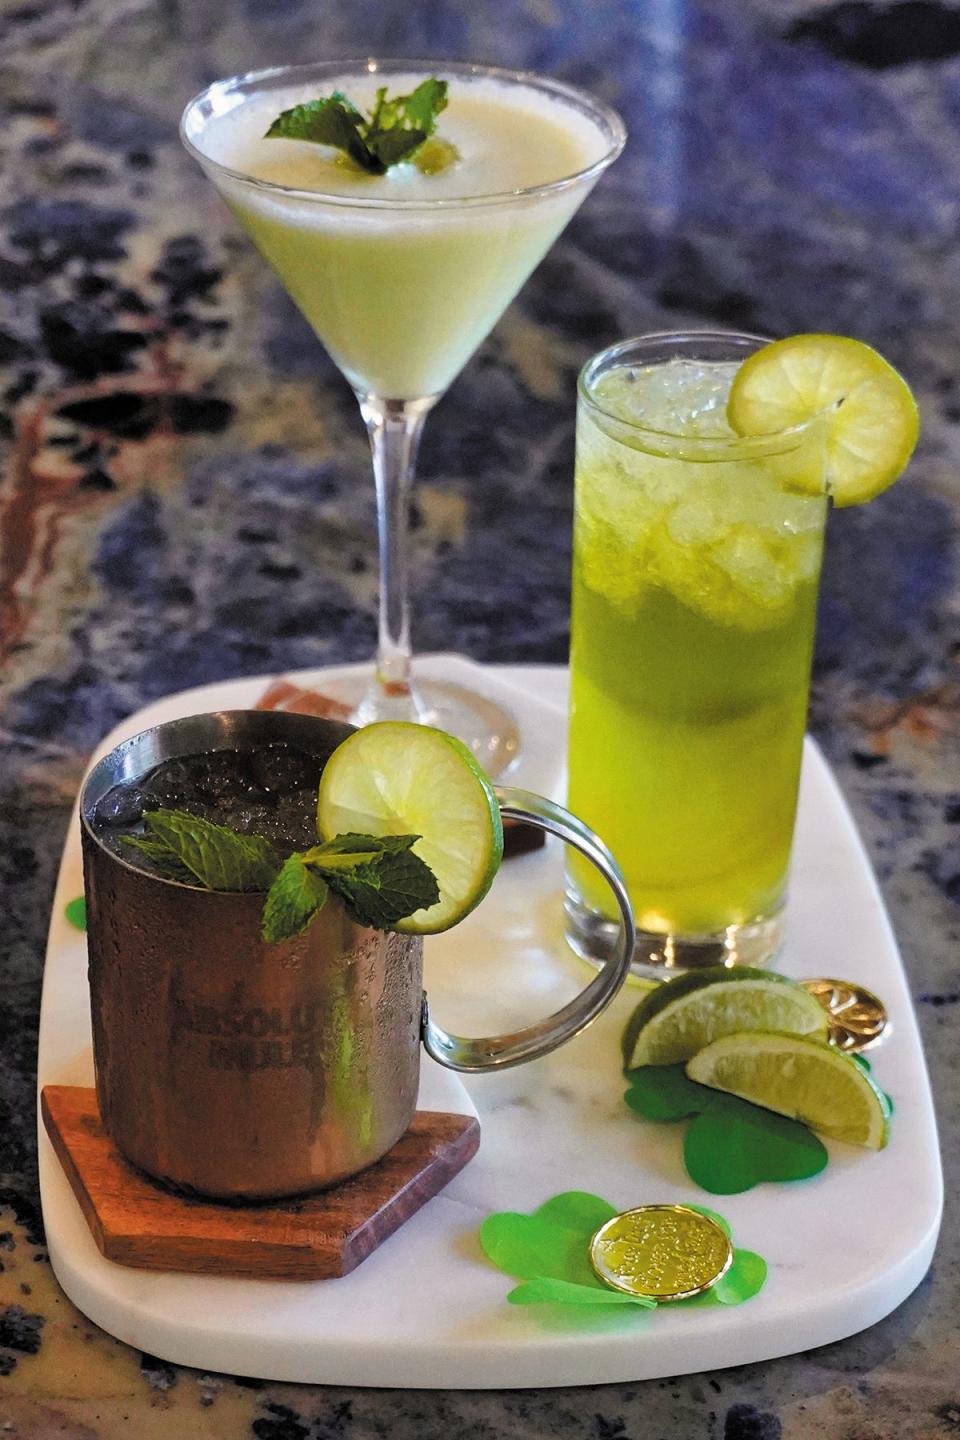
266,78,450,175
261,832,440,941
120,832,201,886
126,810,280,892
118,809,440,941
306,832,419,866
365,79,448,169
303,833,439,928
264,93,375,172
262,852,330,943
325,840,440,933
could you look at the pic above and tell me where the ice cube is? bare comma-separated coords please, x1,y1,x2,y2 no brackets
713,530,790,610
667,499,723,547
141,759,202,806
94,783,148,829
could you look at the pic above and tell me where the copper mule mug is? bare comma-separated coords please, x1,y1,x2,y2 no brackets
81,711,634,1201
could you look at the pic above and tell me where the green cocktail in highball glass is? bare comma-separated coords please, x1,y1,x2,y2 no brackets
566,332,829,975
566,327,918,977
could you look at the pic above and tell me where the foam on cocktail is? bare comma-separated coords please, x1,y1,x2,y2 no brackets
195,74,605,199
186,74,612,397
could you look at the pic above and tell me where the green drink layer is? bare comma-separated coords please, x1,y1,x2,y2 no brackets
567,361,827,937
232,197,578,398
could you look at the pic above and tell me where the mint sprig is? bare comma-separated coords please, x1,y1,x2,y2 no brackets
121,810,279,891
261,851,330,942
262,833,439,942
265,78,451,175
120,832,199,886
119,809,439,941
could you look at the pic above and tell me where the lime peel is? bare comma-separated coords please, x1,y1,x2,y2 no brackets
686,1030,891,1149
622,966,829,1070
726,333,918,507
316,721,503,934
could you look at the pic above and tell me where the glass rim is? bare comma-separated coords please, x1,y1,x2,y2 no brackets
578,329,823,459
79,709,354,893
179,57,627,212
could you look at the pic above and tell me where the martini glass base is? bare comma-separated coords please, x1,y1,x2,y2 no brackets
316,672,521,779
565,887,784,982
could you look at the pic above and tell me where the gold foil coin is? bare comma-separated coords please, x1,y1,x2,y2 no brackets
589,1204,733,1302
801,977,888,1052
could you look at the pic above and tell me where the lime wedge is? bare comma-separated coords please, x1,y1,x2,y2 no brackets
686,1031,890,1149
622,966,829,1069
726,334,919,507
316,721,503,934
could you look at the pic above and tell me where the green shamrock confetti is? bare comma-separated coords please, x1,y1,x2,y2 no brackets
624,1065,828,1194
479,1191,766,1312
64,897,87,932
509,1275,651,1308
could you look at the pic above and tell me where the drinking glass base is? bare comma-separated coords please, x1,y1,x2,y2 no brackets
318,672,521,779
564,887,784,982
413,678,521,778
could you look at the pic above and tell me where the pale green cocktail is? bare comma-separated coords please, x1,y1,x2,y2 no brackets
182,62,624,770
566,332,828,975
189,76,599,398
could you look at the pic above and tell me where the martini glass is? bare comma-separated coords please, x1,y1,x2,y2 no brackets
181,60,625,773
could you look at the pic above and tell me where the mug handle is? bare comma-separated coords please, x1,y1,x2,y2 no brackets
420,785,636,1073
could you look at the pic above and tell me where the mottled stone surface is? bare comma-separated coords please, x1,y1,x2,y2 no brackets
0,0,958,1434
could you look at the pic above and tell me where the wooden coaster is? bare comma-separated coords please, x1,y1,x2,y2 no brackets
41,1085,479,1281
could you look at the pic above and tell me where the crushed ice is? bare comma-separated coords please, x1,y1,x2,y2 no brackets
594,359,739,438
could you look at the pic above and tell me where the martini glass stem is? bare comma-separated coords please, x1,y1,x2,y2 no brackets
354,393,437,725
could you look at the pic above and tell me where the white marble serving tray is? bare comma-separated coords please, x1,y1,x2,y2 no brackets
37,656,943,1388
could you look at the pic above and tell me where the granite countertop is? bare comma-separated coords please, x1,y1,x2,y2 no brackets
1,0,958,1434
